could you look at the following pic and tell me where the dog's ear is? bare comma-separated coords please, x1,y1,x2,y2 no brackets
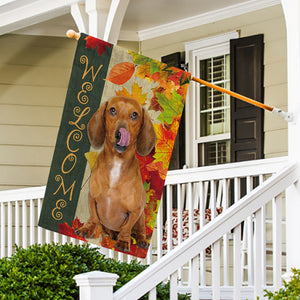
87,101,108,149
136,109,156,156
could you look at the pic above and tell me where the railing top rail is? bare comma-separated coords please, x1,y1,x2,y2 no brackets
165,156,288,185
0,186,46,202
114,161,297,300
0,157,288,202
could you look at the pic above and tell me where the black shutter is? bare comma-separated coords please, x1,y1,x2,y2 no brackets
161,52,185,169
230,34,264,162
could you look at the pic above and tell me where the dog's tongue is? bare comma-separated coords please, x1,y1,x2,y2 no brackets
117,128,130,147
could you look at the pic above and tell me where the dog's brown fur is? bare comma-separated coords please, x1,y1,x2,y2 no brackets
76,96,156,252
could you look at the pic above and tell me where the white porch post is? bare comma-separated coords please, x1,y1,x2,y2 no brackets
85,0,110,39
71,0,129,44
74,271,119,300
281,0,300,272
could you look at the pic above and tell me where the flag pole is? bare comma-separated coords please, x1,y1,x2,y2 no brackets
66,29,293,122
191,76,293,122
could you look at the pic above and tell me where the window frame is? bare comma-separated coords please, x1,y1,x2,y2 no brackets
185,31,239,167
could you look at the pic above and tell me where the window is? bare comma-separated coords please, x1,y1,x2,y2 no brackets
185,31,239,167
198,54,230,166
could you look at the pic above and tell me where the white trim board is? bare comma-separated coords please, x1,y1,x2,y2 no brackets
137,0,280,41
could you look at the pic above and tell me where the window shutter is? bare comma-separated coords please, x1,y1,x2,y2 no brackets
161,52,186,169
230,34,264,162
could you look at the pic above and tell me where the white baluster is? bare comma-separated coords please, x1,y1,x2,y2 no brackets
1,202,5,258
199,181,206,286
30,199,35,245
37,198,43,244
166,184,173,252
156,200,163,259
22,200,27,248
254,207,263,299
273,194,283,290
170,271,178,300
15,200,20,247
191,255,199,300
212,241,221,300
233,224,242,300
7,201,12,256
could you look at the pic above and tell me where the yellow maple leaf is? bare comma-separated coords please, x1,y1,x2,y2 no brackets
85,151,99,170
152,120,179,170
115,83,147,105
131,82,147,105
135,63,151,81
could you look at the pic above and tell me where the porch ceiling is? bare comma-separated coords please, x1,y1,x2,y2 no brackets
0,0,281,41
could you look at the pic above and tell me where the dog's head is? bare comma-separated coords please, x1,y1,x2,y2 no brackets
88,96,156,156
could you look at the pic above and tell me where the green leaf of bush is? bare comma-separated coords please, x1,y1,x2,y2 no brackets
0,243,190,300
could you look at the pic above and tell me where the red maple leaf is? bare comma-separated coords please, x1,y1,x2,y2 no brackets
72,217,84,229
168,70,184,85
58,222,87,242
85,36,112,56
149,170,165,194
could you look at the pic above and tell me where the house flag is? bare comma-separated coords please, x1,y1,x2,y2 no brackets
38,33,191,258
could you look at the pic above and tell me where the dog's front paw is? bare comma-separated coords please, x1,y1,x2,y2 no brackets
115,240,130,252
137,240,149,249
75,222,97,239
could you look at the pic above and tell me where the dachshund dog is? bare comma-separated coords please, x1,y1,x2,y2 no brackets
76,96,156,252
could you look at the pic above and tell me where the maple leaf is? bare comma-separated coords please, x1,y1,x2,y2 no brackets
115,86,131,98
136,150,155,182
168,70,185,85
149,94,163,111
156,91,184,124
144,200,159,229
72,217,84,229
106,62,135,85
152,121,179,169
58,222,87,242
115,83,147,105
85,151,99,170
129,50,152,65
149,61,161,75
176,84,189,97
147,160,168,180
131,83,147,105
148,170,165,198
135,63,151,81
85,36,112,56
180,71,192,85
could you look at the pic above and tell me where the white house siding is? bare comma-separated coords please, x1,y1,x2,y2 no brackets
0,34,76,190
0,34,139,191
140,4,288,160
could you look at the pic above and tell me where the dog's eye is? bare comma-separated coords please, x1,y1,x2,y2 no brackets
130,111,139,120
109,107,117,116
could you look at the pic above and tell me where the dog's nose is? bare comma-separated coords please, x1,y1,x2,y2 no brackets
115,129,121,143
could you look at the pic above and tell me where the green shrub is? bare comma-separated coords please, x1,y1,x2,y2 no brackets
0,243,190,300
264,268,300,299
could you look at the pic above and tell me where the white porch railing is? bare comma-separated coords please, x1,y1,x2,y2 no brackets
0,186,83,258
0,157,287,260
0,156,293,299
109,161,297,300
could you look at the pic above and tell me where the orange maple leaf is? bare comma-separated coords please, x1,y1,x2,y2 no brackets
146,160,168,180
115,86,132,98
